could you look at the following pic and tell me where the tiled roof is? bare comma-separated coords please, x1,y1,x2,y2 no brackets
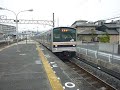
104,23,119,28
78,30,105,35
105,29,118,35
71,20,96,28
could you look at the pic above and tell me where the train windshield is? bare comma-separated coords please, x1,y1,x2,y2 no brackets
53,28,76,42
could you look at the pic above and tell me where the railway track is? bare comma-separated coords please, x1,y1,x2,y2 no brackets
63,58,116,90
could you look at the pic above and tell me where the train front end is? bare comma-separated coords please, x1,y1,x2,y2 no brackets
52,27,77,59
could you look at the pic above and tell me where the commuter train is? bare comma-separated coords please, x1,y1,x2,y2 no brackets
38,27,77,59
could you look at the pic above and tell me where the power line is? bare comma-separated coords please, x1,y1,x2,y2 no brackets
105,16,120,21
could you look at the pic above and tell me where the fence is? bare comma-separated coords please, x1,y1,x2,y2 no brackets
76,43,120,65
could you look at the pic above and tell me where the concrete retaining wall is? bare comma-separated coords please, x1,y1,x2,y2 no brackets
76,53,120,74
99,43,118,54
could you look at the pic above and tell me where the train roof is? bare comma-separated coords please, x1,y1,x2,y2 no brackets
38,27,76,36
53,27,75,29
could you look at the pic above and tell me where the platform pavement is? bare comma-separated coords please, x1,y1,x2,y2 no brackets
0,40,97,90
0,40,52,90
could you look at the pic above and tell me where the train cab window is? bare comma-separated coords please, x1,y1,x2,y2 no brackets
53,28,76,42
53,28,61,42
61,28,76,42
53,33,61,42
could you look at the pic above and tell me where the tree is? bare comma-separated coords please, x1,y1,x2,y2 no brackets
99,33,110,43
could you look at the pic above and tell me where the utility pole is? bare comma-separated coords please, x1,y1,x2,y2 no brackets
118,27,120,54
57,18,59,27
53,13,55,28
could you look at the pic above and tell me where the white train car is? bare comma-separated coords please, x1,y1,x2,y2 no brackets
39,27,77,59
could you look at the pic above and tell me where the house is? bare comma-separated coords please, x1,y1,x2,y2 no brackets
96,21,120,43
71,20,120,43
71,20,104,42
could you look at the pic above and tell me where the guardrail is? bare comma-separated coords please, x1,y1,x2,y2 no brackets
76,47,120,65
0,38,26,47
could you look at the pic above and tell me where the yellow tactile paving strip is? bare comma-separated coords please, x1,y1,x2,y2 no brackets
36,44,63,90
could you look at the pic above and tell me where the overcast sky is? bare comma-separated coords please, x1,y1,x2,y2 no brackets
0,0,120,31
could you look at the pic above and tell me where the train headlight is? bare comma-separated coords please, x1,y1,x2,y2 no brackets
73,45,75,46
55,45,57,47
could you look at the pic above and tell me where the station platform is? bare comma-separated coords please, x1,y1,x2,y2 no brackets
0,40,95,90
